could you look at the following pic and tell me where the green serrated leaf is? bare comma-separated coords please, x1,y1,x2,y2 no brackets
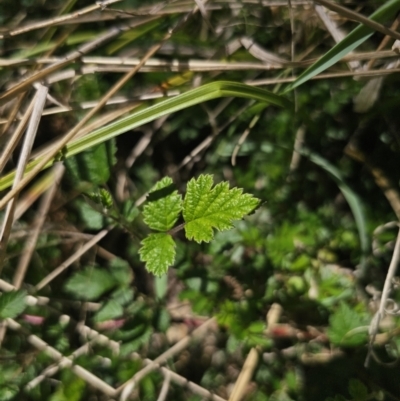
139,233,176,276
327,302,368,346
64,268,117,300
143,177,182,232
0,290,27,319
183,174,260,243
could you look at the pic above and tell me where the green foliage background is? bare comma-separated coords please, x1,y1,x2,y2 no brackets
0,0,400,400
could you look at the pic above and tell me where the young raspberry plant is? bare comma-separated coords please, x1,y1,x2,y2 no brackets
139,174,260,276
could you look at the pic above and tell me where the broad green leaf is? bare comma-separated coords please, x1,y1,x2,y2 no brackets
327,302,368,346
93,300,124,323
155,274,168,300
109,258,133,285
183,174,260,243
139,233,176,276
282,0,400,93
111,287,134,306
64,268,117,300
348,379,368,400
65,140,117,186
143,177,182,231
0,290,26,319
0,81,291,192
75,199,105,230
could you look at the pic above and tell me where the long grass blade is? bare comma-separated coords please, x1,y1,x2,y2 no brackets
301,148,369,277
0,81,291,191
282,0,400,93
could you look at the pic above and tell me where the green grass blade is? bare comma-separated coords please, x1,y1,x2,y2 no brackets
282,0,400,93
301,148,369,276
0,81,291,191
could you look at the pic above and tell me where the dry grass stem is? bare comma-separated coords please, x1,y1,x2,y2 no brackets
228,348,259,401
0,101,34,174
35,227,111,291
12,163,64,289
0,17,158,106
118,318,216,399
0,29,173,211
314,0,400,41
6,318,118,396
366,228,400,366
0,85,48,275
0,0,123,39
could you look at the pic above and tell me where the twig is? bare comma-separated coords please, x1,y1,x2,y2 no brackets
0,0,123,39
118,318,216,399
0,100,34,174
12,163,64,289
156,371,171,401
366,227,400,367
6,318,117,396
0,17,158,106
313,0,400,41
35,228,111,291
228,348,259,401
0,25,171,210
0,85,48,275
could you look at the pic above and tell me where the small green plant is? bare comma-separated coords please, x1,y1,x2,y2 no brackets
139,174,260,276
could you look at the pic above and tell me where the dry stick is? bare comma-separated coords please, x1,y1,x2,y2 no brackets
3,49,398,69
34,228,111,291
118,318,216,399
288,125,306,173
231,113,260,166
5,318,117,396
26,323,121,391
247,66,400,85
52,0,312,24
228,348,259,401
366,228,400,367
12,163,65,289
0,16,158,106
0,276,222,401
0,0,123,39
355,16,400,113
14,169,65,221
0,85,48,275
368,15,400,70
313,0,400,41
314,4,361,71
0,92,27,137
0,29,170,212
0,101,34,174
344,145,400,220
175,99,249,173
156,371,172,401
27,319,226,401
153,362,227,401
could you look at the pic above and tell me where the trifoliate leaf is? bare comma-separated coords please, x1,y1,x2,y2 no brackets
183,174,260,243
64,268,117,300
0,290,27,319
143,177,182,232
327,302,368,346
139,233,176,276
